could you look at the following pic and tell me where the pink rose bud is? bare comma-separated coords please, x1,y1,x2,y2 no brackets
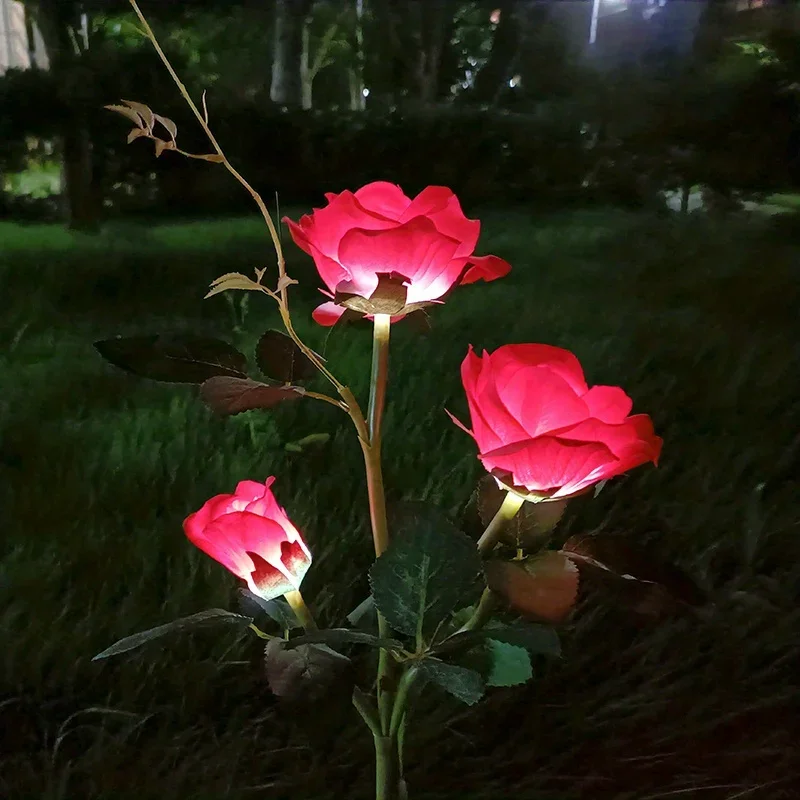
183,478,311,601
283,181,511,325
451,344,663,500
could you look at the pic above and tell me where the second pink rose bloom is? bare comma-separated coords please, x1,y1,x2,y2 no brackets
284,181,511,325
451,344,663,500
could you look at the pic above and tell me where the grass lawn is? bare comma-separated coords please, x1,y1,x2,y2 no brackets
1,207,798,799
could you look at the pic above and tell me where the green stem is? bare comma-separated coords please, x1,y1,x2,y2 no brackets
389,666,419,739
283,589,318,631
360,314,396,735
373,733,399,800
368,313,391,461
457,587,497,634
352,687,382,738
365,313,391,559
477,490,525,554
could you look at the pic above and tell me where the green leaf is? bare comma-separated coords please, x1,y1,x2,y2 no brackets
94,335,247,384
486,640,532,687
486,623,561,657
418,658,484,705
369,504,483,642
237,589,300,630
92,609,251,661
434,622,561,659
284,433,331,454
256,330,319,383
282,628,405,652
346,595,378,631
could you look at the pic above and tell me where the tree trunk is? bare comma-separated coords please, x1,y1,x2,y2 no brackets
271,0,314,107
467,0,520,106
28,0,98,231
680,182,691,214
61,114,96,230
348,0,366,110
410,0,455,105
300,21,312,109
369,0,416,107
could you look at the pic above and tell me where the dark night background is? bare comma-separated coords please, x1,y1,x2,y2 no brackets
1,1,798,798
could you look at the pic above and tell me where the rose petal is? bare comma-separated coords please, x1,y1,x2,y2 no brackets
304,191,400,260
305,241,352,294
236,479,270,501
489,344,589,396
280,540,312,585
460,254,512,285
200,512,290,576
492,363,590,438
283,215,314,257
461,346,528,451
556,416,662,464
401,186,481,258
183,491,236,540
354,181,411,220
480,437,618,497
312,301,347,326
583,385,634,423
337,217,461,301
247,551,296,600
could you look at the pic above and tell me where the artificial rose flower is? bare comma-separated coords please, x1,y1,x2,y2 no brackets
283,181,511,325
451,344,663,500
183,477,311,601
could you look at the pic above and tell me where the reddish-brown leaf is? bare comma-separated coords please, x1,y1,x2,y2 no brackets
121,100,154,131
154,114,177,141
154,139,176,158
486,552,579,624
126,128,147,144
200,376,304,416
105,104,144,127
560,533,706,619
264,639,352,701
255,330,319,383
562,534,705,602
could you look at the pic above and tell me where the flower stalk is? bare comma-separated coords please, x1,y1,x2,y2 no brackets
366,314,392,558
360,314,398,750
283,589,318,631
477,490,525,554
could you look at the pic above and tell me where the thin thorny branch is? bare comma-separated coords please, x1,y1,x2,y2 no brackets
128,0,352,402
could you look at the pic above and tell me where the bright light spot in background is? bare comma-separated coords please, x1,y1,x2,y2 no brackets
508,75,521,88
362,88,370,97
490,8,501,25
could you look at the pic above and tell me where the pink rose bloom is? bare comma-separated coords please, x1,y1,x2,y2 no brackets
284,181,511,325
451,344,663,500
183,477,311,600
